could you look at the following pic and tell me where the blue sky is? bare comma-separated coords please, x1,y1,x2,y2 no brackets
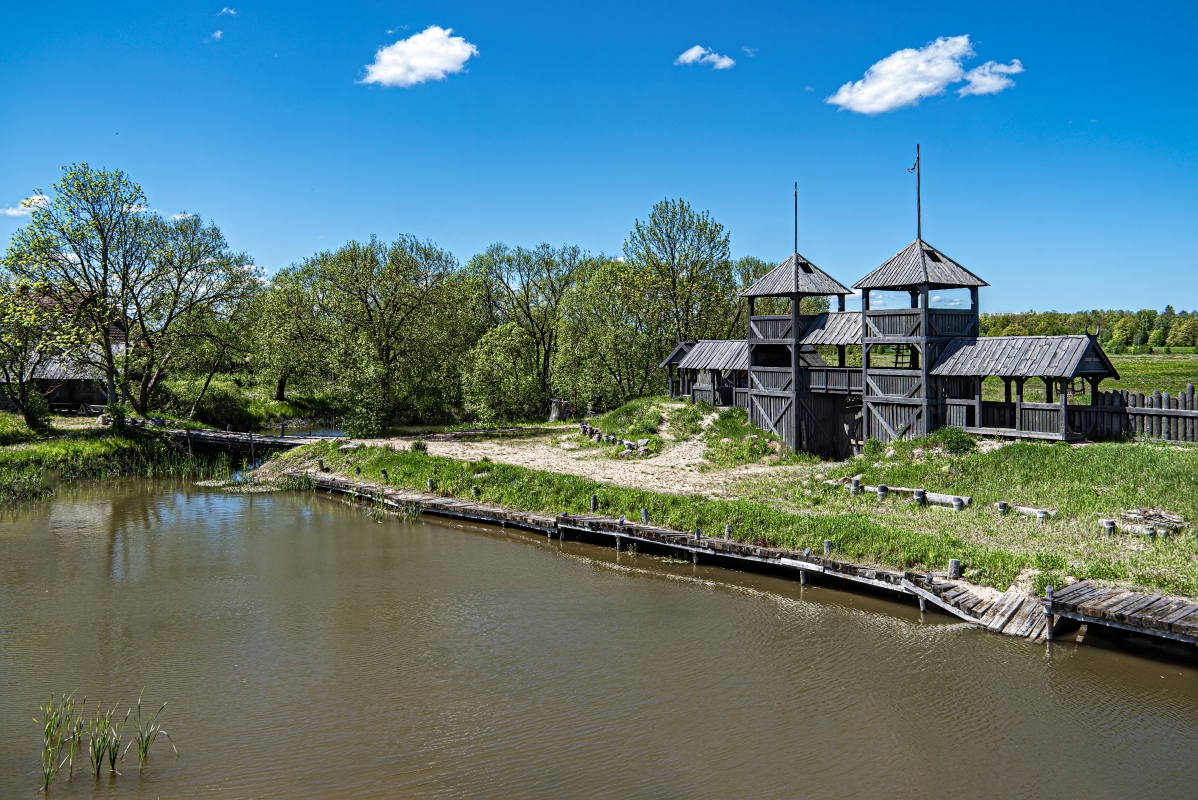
1,2,1196,312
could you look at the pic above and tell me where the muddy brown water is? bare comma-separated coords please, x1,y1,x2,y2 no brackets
2,481,1197,798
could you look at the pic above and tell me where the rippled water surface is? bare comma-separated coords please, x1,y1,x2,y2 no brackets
2,481,1197,798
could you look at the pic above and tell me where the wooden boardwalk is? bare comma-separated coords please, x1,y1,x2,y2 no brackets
170,428,329,449
283,471,1068,644
1042,581,1198,644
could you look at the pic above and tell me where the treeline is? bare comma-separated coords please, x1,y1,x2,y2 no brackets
1,164,793,434
981,308,1198,351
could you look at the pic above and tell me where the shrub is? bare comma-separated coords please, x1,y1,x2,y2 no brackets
341,396,386,438
932,426,976,455
463,323,542,422
105,401,130,430
23,390,52,430
862,438,884,457
410,439,428,454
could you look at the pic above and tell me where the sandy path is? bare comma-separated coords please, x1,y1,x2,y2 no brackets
359,430,806,498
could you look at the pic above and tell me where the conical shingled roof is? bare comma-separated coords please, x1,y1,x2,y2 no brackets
741,253,852,298
853,239,988,290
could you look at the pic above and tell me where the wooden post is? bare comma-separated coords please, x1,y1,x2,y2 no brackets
823,539,832,556
641,508,648,524
861,289,870,440
427,478,434,491
724,524,731,540
948,559,962,579
1015,378,1025,430
790,292,802,452
975,376,982,429
1043,377,1053,404
838,345,846,367
914,488,926,505
590,494,598,512
1060,379,1069,438
920,284,930,434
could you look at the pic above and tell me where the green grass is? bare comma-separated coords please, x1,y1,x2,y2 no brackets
666,401,710,438
0,429,229,502
703,406,814,468
0,412,40,446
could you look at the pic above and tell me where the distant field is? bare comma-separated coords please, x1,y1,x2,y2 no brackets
982,352,1198,402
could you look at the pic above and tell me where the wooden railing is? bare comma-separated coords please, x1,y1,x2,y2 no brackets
805,367,863,393
748,315,793,340
750,367,793,392
864,369,923,398
691,386,716,406
733,389,749,409
928,310,976,337
864,310,920,338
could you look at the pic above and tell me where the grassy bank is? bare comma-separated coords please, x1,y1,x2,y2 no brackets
0,419,229,502
266,434,1198,599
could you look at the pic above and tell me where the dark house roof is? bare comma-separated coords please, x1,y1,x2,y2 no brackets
797,312,861,346
678,340,748,371
742,253,852,298
658,341,696,369
931,335,1118,380
676,340,828,371
854,239,988,291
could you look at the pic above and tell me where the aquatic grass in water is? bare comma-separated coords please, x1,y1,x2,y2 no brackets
0,430,230,503
125,689,177,770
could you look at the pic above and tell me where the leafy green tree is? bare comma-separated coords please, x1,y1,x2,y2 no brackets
623,198,735,343
1167,318,1198,347
254,265,330,402
306,235,472,426
463,323,541,422
1110,315,1140,347
556,258,671,408
469,243,586,411
5,166,259,415
5,164,151,403
0,278,85,428
1000,324,1028,336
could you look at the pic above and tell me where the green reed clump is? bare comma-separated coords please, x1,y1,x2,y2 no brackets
33,694,66,791
0,430,230,504
125,688,177,770
86,704,110,778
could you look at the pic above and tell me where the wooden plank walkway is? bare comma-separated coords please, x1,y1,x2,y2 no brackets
169,429,329,449
1043,581,1198,644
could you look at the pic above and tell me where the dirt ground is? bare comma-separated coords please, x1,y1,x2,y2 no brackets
359,426,826,498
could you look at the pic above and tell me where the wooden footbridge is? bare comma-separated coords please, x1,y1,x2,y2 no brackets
274,470,1198,650
170,428,330,453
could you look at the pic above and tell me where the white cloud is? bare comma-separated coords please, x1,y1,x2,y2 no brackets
826,35,1022,114
0,194,48,216
218,7,236,15
675,45,735,70
741,46,757,57
207,29,223,41
958,59,1024,96
361,25,478,88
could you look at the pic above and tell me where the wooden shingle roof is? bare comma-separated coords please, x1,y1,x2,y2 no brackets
854,239,988,291
796,312,861,346
742,253,852,298
658,341,696,369
677,340,748,371
931,335,1118,380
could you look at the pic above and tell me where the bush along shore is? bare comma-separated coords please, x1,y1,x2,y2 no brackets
0,418,230,503
258,436,1198,600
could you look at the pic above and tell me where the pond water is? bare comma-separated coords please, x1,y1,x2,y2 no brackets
2,482,1198,798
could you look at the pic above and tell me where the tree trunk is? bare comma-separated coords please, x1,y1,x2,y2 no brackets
188,355,223,420
274,371,289,402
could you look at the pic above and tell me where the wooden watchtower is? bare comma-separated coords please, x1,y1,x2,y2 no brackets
854,240,987,442
743,252,851,454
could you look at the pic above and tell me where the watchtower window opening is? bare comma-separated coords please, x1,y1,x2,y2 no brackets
927,289,971,309
866,290,921,309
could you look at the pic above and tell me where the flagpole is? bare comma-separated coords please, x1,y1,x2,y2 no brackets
916,144,921,241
